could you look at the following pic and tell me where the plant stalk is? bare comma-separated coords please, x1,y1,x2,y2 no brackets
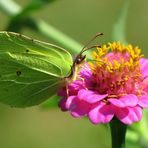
110,119,127,148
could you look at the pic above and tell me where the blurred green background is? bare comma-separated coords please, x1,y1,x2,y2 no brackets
0,0,148,148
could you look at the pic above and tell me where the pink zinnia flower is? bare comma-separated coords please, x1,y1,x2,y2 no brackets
58,42,148,125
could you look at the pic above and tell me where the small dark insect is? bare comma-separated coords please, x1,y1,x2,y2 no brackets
67,32,103,79
16,70,22,76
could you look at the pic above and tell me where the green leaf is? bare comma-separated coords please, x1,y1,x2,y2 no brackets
11,0,56,20
111,0,129,44
21,0,56,14
6,0,55,31
0,31,72,107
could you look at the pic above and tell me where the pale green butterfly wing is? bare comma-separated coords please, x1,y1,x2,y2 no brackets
0,32,72,107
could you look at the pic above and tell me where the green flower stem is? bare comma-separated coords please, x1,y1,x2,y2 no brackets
0,0,83,54
110,119,127,148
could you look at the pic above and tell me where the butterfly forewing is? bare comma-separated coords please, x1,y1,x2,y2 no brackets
0,32,72,107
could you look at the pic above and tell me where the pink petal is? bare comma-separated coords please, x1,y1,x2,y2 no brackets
115,106,142,124
71,111,81,117
109,94,138,108
69,80,84,89
65,96,76,109
58,98,68,111
70,100,91,117
78,89,108,103
88,103,115,124
65,95,91,117
140,58,148,78
68,80,85,95
138,95,148,108
79,63,92,79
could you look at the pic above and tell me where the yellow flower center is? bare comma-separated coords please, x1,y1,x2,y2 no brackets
88,42,143,96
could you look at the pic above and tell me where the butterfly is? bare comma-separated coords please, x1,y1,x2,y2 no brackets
0,31,103,107
0,31,72,107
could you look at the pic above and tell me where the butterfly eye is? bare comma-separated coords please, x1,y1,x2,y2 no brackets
76,58,81,64
76,55,86,64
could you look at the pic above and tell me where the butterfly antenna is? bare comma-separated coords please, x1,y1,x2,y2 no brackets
66,33,103,79
81,32,103,54
83,45,101,52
